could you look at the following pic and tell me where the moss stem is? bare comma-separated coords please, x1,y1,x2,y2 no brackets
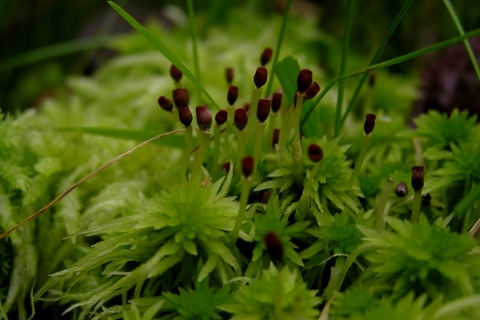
247,87,262,138
191,130,210,182
184,125,193,169
212,124,222,173
252,122,266,174
374,178,394,230
292,92,305,187
237,130,247,161
411,189,422,223
230,177,251,245
348,133,371,188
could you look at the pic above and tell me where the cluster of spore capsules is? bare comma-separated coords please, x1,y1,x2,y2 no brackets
157,48,427,258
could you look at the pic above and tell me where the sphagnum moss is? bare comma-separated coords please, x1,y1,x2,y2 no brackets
0,1,480,319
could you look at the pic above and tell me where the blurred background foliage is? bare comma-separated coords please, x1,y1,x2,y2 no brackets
0,0,479,114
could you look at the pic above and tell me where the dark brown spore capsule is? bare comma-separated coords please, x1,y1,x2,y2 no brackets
263,231,284,262
411,166,425,191
178,107,193,127
394,181,408,198
172,89,189,108
227,86,238,105
254,67,268,88
272,129,280,146
422,193,432,207
234,108,248,131
307,144,323,163
241,156,255,178
215,110,228,126
364,113,376,134
225,67,234,84
271,92,282,113
170,64,182,82
158,96,173,112
196,105,212,131
260,47,273,66
261,191,272,204
257,99,271,123
222,162,231,173
297,69,313,94
305,82,320,100
369,73,376,88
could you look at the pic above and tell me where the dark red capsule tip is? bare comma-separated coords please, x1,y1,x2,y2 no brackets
272,129,280,146
411,166,425,191
215,110,228,126
196,105,212,131
305,82,320,100
257,99,271,123
227,86,239,105
260,47,273,66
254,67,268,88
394,181,408,198
222,162,231,173
364,113,376,134
308,144,323,163
234,108,248,131
178,107,193,127
271,92,282,113
170,64,183,82
172,88,190,108
297,69,313,93
241,156,255,178
225,67,234,84
158,96,173,112
263,231,284,262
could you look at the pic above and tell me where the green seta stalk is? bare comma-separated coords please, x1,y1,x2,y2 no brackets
231,156,254,245
348,114,376,188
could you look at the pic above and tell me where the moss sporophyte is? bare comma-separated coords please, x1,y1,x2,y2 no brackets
1,1,480,319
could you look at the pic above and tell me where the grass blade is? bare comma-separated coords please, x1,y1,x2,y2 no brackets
264,0,292,97
301,28,480,129
0,37,107,72
443,0,480,85
107,1,219,110
339,0,414,127
273,56,301,106
187,0,201,82
334,0,354,137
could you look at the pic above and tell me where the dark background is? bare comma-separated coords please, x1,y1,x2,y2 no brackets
0,0,479,114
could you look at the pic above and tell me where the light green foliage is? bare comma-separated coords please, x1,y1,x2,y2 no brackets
331,291,432,320
249,192,309,271
162,278,230,319
222,264,320,320
415,109,477,152
359,216,480,300
1,1,480,319
35,174,239,318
